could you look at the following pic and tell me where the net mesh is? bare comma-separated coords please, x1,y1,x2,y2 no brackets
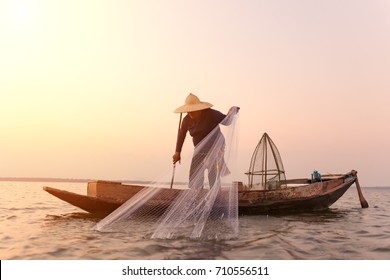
95,110,239,240
246,132,286,190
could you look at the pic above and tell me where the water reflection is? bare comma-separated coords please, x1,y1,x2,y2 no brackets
279,208,351,224
45,212,102,221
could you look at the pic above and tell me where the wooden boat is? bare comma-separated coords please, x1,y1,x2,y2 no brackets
43,170,365,217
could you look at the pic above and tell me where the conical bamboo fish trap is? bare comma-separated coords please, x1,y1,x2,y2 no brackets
246,133,286,190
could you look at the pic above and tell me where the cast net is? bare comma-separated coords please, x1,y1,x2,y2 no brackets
245,132,286,190
95,110,240,240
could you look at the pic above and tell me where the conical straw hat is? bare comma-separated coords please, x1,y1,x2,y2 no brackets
174,93,213,113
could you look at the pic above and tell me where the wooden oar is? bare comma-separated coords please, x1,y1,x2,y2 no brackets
170,113,183,189
170,163,176,189
352,170,369,208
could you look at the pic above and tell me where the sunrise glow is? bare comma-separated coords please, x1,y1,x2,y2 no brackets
0,0,389,186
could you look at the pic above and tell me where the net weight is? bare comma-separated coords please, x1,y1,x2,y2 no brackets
215,266,269,276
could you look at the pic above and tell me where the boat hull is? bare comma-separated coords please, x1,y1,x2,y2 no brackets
238,179,354,214
43,172,357,216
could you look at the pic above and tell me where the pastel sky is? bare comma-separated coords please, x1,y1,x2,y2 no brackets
1,0,389,186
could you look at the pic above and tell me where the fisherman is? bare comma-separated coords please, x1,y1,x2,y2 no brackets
172,93,239,188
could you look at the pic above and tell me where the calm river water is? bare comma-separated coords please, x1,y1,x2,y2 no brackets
1,181,389,260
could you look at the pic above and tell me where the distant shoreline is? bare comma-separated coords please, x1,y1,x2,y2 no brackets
0,177,137,184
0,177,91,183
0,177,188,185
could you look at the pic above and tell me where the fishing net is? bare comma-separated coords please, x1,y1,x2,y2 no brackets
246,132,286,190
95,110,240,240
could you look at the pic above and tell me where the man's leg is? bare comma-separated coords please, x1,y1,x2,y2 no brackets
189,153,205,189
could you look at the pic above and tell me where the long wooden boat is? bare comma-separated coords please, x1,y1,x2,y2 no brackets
43,170,365,217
